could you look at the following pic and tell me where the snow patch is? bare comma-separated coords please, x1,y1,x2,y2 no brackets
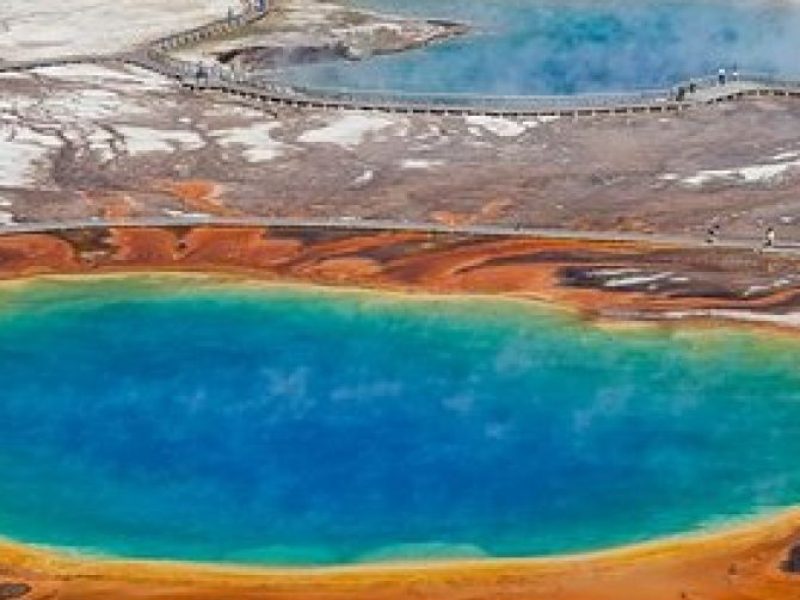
604,272,673,288
664,309,800,329
0,72,29,81
34,64,172,93
212,123,288,162
86,129,116,162
298,114,394,149
0,124,60,187
46,88,141,121
400,159,444,170
465,116,527,138
352,169,374,186
117,126,204,156
771,151,799,161
590,268,639,277
1,75,169,126
163,209,212,219
743,278,794,298
679,157,800,187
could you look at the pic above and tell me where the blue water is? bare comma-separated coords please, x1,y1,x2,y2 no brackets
2,275,800,566
274,0,800,94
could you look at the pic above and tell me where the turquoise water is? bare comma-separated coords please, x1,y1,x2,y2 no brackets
275,0,800,94
2,275,800,566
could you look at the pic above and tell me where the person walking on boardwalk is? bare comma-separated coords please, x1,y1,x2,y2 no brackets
706,223,720,244
718,67,727,85
765,226,776,249
195,62,208,85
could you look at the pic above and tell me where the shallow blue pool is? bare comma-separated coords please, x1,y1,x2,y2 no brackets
273,0,800,94
1,275,800,565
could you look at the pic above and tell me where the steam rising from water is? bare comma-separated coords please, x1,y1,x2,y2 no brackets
276,0,800,94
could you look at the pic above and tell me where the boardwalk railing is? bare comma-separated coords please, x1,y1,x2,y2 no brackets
137,8,800,116
136,3,800,114
148,8,265,52
2,216,800,257
282,83,677,110
126,43,800,115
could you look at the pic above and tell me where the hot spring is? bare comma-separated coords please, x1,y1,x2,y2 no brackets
273,0,800,95
1,275,800,566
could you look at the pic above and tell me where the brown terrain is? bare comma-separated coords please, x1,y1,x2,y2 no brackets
3,65,800,244
1,226,800,325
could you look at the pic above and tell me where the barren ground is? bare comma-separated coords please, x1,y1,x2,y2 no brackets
2,61,800,245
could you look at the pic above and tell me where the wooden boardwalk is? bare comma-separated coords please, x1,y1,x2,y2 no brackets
2,7,800,118
2,216,799,257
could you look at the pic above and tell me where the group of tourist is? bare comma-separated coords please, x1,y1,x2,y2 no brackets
226,0,268,24
675,64,740,100
706,223,777,250
717,65,740,86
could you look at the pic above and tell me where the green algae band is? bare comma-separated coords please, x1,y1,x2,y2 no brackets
1,275,799,566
